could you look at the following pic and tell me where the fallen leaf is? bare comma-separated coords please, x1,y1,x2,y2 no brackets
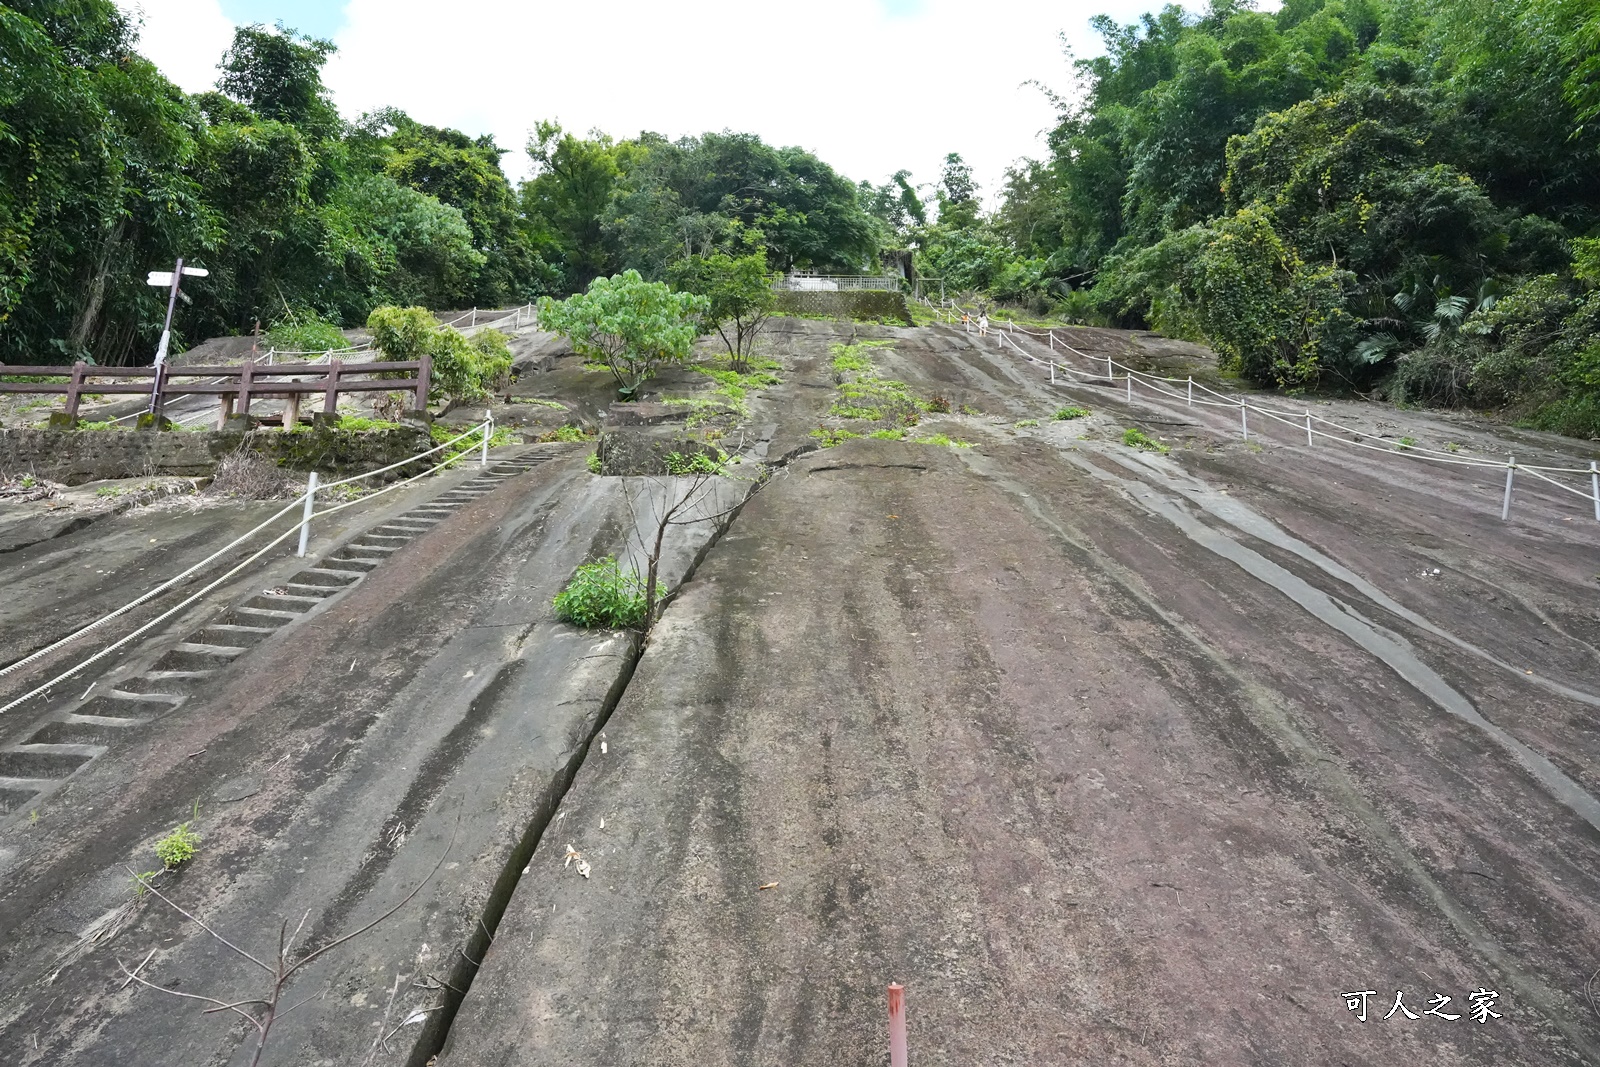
575,858,591,879
600,740,608,755
758,882,779,891
403,1011,429,1026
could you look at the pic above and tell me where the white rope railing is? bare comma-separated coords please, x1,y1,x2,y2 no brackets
0,418,498,714
965,314,1600,523
0,493,310,683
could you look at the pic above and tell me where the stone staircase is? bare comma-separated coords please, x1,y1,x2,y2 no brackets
0,445,572,826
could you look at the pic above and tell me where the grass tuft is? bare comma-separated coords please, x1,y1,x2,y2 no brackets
1122,427,1169,454
154,822,201,869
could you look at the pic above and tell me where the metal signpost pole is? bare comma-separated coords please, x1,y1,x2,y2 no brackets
297,472,319,557
144,259,209,415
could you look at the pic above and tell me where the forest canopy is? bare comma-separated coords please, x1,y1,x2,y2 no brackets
0,1,881,366
6,0,1599,439
978,0,1600,436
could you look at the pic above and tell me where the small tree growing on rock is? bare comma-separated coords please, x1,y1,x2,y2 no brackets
668,252,775,373
538,270,707,400
366,306,511,408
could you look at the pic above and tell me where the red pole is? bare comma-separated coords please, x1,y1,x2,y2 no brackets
888,983,907,1067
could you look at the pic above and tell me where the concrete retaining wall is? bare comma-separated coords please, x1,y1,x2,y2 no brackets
775,289,913,325
0,424,432,485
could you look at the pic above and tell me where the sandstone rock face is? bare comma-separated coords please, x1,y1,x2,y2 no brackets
0,424,432,484
595,428,720,476
604,402,693,427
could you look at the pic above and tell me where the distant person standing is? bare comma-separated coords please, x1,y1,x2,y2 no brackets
961,311,971,330
977,312,989,337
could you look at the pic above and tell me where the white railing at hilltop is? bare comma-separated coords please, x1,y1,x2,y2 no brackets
776,274,903,292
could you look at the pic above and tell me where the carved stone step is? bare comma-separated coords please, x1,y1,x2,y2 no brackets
193,623,279,647
154,643,247,672
116,670,215,696
244,592,324,613
0,746,97,780
27,715,145,746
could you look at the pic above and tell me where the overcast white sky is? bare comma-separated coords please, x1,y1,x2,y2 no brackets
119,0,1220,203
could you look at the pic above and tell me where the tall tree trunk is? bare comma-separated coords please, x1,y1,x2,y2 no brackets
68,217,127,359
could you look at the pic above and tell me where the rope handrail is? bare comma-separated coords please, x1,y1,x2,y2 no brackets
990,329,1600,509
0,490,310,683
318,419,490,490
309,421,492,521
983,317,1596,475
949,296,1597,470
0,418,495,710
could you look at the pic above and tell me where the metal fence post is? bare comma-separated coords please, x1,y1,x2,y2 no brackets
1306,410,1313,446
888,984,907,1067
1106,355,1113,380
1240,401,1249,441
1126,372,1132,400
1592,460,1599,522
1187,377,1193,407
1501,457,1516,521
480,417,492,466
1049,361,1055,385
297,472,319,557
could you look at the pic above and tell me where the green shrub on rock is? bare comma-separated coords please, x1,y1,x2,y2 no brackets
366,306,511,405
553,557,647,629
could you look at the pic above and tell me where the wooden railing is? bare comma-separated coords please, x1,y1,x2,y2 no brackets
0,357,431,429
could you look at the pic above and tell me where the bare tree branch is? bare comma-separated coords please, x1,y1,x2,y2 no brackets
125,870,274,975
117,821,458,1067
116,962,265,1030
287,824,456,976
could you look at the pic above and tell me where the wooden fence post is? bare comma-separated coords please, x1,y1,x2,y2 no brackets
415,354,431,411
238,360,255,416
324,358,342,416
65,362,86,421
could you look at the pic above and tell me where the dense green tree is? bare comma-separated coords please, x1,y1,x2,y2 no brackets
538,270,707,399
935,153,981,229
324,174,484,311
0,11,897,371
976,0,1600,432
0,0,211,364
522,122,630,289
374,112,549,304
216,23,340,140
860,170,927,241
572,129,879,282
668,252,775,371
